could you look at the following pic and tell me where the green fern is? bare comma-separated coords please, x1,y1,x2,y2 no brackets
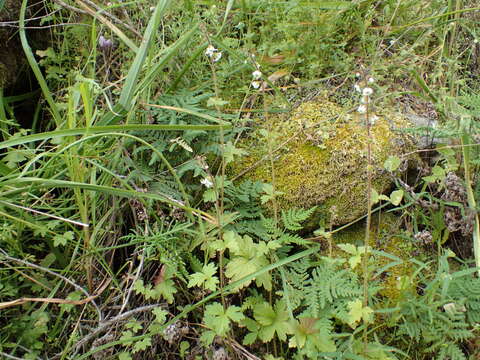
281,207,317,231
303,261,363,316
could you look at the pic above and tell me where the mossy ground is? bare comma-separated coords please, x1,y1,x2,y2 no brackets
332,213,418,303
237,97,416,226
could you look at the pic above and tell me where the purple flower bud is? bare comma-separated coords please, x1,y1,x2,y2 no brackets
98,35,113,50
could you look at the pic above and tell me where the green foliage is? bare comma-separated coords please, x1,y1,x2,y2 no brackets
224,230,276,291
252,300,292,342
187,262,219,291
201,303,244,345
386,252,480,359
1,0,480,359
133,277,177,304
281,207,317,231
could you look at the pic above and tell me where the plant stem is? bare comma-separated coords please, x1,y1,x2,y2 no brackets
363,89,373,355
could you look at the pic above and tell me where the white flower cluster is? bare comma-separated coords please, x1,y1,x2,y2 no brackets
200,177,213,188
251,69,262,89
205,45,222,62
353,75,378,124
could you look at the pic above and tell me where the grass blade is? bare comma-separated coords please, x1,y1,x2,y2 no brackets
135,23,199,92
2,177,214,223
19,0,61,125
0,123,231,150
118,0,170,110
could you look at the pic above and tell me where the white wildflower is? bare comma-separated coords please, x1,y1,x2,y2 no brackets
212,52,222,62
370,114,379,125
354,84,361,93
443,303,456,313
474,38,479,44
362,87,374,96
205,45,216,57
357,104,367,114
368,77,375,84
200,177,213,188
252,70,262,80
251,80,261,89
355,72,361,78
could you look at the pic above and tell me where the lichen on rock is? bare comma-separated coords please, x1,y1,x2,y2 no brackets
236,97,416,226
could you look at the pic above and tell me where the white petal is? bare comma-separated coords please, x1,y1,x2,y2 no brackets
251,80,261,89
362,87,373,96
252,70,262,79
213,52,222,62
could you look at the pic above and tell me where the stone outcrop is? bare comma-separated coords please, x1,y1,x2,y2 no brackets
236,97,417,227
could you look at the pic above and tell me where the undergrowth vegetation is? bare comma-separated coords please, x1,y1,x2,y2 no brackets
0,0,479,359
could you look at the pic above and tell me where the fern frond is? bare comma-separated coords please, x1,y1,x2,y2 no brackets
281,207,317,231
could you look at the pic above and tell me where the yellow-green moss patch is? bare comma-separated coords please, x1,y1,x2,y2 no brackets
237,97,416,226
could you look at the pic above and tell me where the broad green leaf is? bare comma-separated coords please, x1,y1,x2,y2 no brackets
223,230,240,253
289,318,336,352
347,299,374,328
118,352,132,360
389,189,404,206
253,301,292,342
242,317,260,345
125,320,142,333
154,278,176,304
4,150,27,168
152,308,168,324
203,303,244,338
383,156,401,172
225,233,273,290
132,337,151,353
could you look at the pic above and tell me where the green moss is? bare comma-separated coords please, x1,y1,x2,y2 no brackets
332,214,417,303
237,97,415,226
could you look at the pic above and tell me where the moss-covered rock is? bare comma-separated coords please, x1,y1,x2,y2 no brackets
237,97,416,226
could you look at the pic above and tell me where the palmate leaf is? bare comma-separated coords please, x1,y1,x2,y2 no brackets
289,317,336,353
253,301,292,342
202,303,245,345
225,255,271,290
187,263,219,291
347,299,374,328
225,232,272,290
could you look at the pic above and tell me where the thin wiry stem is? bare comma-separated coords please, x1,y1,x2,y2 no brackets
361,79,373,356
70,304,163,354
0,249,103,322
